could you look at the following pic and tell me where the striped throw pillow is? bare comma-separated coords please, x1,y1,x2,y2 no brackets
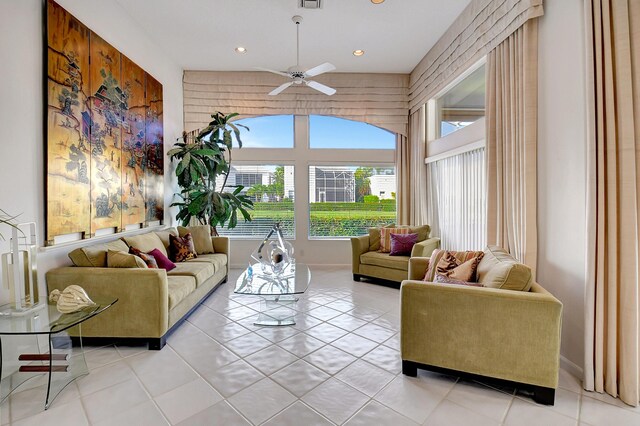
378,227,410,253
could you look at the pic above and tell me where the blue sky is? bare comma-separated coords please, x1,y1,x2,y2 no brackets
233,115,395,149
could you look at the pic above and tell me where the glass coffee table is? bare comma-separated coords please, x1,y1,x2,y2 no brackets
235,263,310,326
0,298,117,409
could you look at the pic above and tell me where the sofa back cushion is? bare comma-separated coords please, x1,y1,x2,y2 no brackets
123,232,168,257
405,225,430,243
178,225,214,254
477,245,533,292
155,227,178,249
107,250,148,268
68,239,130,267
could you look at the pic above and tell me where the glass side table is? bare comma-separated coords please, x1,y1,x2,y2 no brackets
0,298,117,409
235,263,311,326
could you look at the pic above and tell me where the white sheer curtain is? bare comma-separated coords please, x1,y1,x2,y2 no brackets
426,148,486,251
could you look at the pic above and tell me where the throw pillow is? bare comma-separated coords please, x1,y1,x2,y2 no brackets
148,248,176,271
129,247,158,269
389,233,418,256
178,225,214,254
434,274,484,287
436,252,484,282
106,250,148,268
169,233,197,262
368,224,396,251
379,227,410,253
423,249,484,282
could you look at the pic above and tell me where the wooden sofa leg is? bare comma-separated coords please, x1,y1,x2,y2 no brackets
532,386,555,405
148,337,166,351
402,360,418,377
353,274,361,282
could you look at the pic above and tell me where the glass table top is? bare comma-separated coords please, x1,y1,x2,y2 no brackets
235,263,311,296
0,298,117,335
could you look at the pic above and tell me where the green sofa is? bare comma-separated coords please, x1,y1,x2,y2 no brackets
400,246,563,405
45,228,229,350
350,225,440,283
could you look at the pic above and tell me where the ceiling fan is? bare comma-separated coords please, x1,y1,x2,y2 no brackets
256,16,337,96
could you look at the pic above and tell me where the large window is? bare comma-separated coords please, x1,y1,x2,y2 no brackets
217,165,295,238
309,115,395,149
309,165,396,238
231,115,294,148
436,64,486,137
223,115,395,239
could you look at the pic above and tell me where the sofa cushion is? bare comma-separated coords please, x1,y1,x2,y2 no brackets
169,233,198,262
405,225,431,242
68,239,130,267
477,246,533,292
368,224,396,251
436,251,483,282
423,249,484,282
168,261,214,287
167,275,196,309
106,250,148,268
178,225,214,254
129,247,158,269
379,227,410,253
390,233,418,256
123,233,168,257
155,227,178,249
360,251,410,271
148,248,176,271
188,254,227,275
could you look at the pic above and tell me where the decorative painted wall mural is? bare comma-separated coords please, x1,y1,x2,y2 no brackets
45,0,163,244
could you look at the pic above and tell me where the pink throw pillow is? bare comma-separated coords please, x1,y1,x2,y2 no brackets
148,248,176,271
389,233,418,256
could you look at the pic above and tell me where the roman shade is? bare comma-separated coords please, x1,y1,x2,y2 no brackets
183,71,409,136
409,0,544,113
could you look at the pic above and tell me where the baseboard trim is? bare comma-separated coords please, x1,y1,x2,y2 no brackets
560,355,584,381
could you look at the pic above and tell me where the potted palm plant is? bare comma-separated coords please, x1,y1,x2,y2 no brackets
168,112,254,235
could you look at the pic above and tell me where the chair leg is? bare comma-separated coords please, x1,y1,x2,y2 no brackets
532,386,555,405
353,274,361,282
402,360,418,377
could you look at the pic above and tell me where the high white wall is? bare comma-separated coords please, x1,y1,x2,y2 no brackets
537,0,587,372
0,0,183,302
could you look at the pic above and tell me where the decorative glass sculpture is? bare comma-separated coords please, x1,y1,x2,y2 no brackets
0,222,40,315
251,222,294,275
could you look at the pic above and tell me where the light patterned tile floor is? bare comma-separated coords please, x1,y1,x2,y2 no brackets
2,266,639,425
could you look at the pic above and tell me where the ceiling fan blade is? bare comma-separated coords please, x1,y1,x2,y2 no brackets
254,67,291,78
304,62,336,77
268,82,294,96
305,80,337,96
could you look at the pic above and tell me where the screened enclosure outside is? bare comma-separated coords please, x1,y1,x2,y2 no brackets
217,165,295,238
309,165,396,237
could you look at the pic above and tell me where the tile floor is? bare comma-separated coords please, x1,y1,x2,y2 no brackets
2,266,640,425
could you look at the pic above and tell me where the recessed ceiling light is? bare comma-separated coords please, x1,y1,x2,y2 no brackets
353,50,365,56
371,0,385,4
235,47,247,54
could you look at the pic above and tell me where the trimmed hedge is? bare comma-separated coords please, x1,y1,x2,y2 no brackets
251,202,396,212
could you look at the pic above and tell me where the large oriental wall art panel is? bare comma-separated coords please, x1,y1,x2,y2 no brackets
45,0,163,245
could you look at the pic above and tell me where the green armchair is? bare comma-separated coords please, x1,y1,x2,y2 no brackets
400,247,563,405
350,225,440,283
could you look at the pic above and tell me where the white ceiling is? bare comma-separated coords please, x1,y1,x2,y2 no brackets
114,0,471,74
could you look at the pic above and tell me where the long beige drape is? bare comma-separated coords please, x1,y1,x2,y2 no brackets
396,107,428,226
584,0,640,407
485,20,538,270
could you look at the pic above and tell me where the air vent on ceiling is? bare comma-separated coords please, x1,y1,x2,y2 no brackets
299,0,322,9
